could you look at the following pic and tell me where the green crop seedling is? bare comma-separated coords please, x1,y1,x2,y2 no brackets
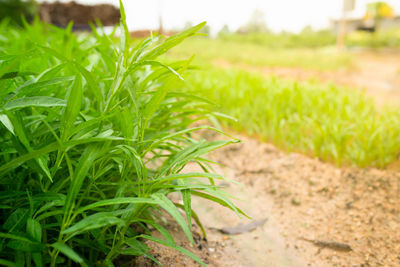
0,1,243,266
184,68,400,168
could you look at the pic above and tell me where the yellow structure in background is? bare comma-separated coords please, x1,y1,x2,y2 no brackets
365,2,394,21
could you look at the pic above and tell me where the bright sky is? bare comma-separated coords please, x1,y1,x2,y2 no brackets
39,0,400,33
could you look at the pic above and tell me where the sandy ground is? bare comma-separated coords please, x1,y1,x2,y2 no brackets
214,51,400,107
132,134,400,267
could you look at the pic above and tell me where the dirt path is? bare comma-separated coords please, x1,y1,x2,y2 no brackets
214,52,400,107
134,134,400,267
195,135,400,266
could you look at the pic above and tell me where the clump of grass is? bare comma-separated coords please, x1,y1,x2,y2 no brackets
0,2,242,266
185,67,400,168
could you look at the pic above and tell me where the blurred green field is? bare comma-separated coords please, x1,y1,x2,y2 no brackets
164,38,354,71
156,25,400,168
182,67,400,168
218,28,400,50
218,29,336,48
159,33,400,168
346,28,400,49
164,27,400,72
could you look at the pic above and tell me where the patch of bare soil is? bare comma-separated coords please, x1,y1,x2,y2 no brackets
214,51,400,107
134,134,400,266
128,223,241,267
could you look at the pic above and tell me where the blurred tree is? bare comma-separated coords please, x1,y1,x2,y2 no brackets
218,24,231,36
0,0,38,25
238,9,269,33
183,20,210,37
300,25,314,34
183,21,194,30
198,24,211,36
365,2,394,29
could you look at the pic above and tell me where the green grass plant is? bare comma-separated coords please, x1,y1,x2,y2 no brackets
0,0,38,26
184,67,400,168
0,2,242,266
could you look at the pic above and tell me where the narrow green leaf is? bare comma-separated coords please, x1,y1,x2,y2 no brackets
3,96,66,110
175,203,207,238
63,145,101,224
192,191,249,218
14,77,74,97
0,142,58,177
152,193,194,244
181,189,192,232
126,61,184,81
0,114,14,134
26,219,42,242
130,36,157,63
0,232,34,243
6,240,45,253
105,259,115,267
62,212,125,237
0,259,18,267
142,22,207,60
75,197,156,215
144,221,175,245
140,235,206,267
0,71,36,80
61,75,82,141
39,46,103,103
32,252,43,267
3,208,29,232
36,63,67,82
123,239,161,265
143,85,169,121
50,242,83,263
119,0,130,67
1,113,52,182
